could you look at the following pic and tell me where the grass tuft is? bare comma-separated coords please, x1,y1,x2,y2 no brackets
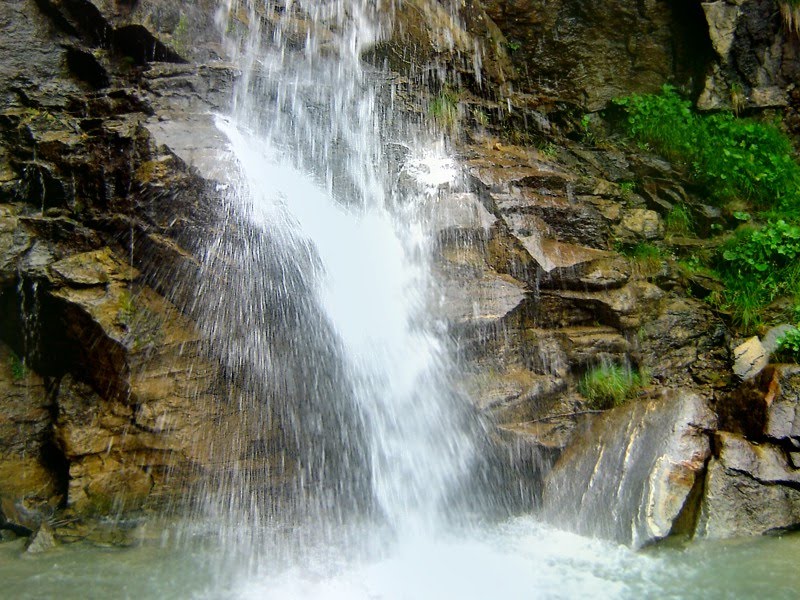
578,363,648,410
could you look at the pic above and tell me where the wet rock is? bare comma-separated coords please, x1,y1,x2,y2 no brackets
435,262,528,329
697,0,795,111
0,342,60,533
638,296,730,387
427,192,497,241
703,2,741,60
555,281,664,330
25,523,56,554
369,0,514,88
697,432,800,539
482,0,706,110
616,208,663,241
543,390,715,548
763,365,800,444
732,336,768,381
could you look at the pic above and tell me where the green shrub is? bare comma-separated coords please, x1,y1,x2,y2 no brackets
715,220,800,330
775,326,800,363
613,85,800,211
579,364,647,410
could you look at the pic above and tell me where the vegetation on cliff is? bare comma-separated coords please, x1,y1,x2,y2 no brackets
613,86,800,332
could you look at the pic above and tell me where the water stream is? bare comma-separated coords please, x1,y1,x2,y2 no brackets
195,0,503,553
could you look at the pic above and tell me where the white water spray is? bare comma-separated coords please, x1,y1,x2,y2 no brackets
204,0,488,547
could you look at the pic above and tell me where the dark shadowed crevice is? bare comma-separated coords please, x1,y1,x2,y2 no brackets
670,0,716,100
66,46,110,89
112,25,186,66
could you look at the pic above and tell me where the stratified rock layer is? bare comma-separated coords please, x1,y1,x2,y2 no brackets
542,390,715,548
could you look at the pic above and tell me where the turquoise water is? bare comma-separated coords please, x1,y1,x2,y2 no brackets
2,517,798,599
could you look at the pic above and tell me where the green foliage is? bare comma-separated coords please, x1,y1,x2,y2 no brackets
429,89,460,130
504,39,522,53
665,203,694,236
538,141,558,159
715,220,800,330
613,85,800,211
775,326,800,363
580,113,597,144
579,364,647,410
10,352,27,381
617,242,664,276
618,181,635,198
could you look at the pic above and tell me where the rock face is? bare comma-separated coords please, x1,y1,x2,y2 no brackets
481,0,713,109
0,0,286,540
697,432,800,538
542,390,715,548
698,0,800,112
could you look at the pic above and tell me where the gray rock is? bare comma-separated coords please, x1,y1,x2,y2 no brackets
702,2,741,60
617,208,663,241
25,523,56,554
733,336,768,380
542,390,715,548
697,432,800,539
764,365,800,443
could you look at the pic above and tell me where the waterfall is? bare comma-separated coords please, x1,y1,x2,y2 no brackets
190,0,500,570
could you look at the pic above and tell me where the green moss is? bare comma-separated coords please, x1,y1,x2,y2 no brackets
616,242,665,277
10,352,27,381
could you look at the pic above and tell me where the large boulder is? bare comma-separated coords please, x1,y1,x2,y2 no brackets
697,432,800,538
542,390,715,548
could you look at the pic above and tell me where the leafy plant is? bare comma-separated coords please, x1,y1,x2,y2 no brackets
618,181,635,198
775,326,800,363
579,363,647,410
580,113,597,145
715,220,800,330
613,85,800,211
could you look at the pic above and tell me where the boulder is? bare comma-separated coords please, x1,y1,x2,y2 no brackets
542,390,715,548
697,432,800,538
24,523,57,554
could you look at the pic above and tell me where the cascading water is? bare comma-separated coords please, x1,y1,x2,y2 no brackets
192,0,499,570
